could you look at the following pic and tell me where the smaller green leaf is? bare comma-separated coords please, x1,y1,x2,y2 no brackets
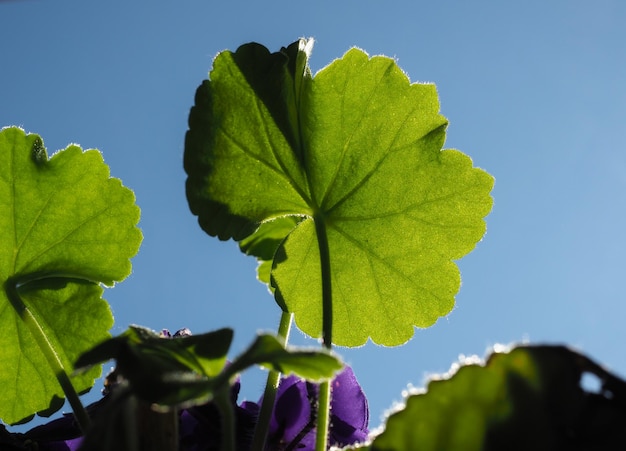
239,216,301,285
76,327,341,410
75,326,234,408
76,325,234,377
371,345,626,451
227,333,342,382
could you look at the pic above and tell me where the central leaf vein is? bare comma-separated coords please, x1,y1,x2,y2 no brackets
332,180,484,223
217,123,310,210
320,60,396,212
325,126,442,218
20,201,123,274
253,96,310,205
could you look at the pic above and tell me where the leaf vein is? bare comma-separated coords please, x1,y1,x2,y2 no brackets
19,200,124,273
253,96,310,204
325,113,441,216
217,120,310,207
331,224,446,304
332,181,485,222
320,61,396,211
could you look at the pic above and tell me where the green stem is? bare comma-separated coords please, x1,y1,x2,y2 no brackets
251,311,293,451
214,387,236,451
313,216,333,348
313,215,333,451
316,381,331,451
4,280,91,432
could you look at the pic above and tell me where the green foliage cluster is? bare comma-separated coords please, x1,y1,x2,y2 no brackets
75,325,341,410
1,38,625,451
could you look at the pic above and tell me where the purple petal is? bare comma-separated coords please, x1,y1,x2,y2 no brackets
36,437,83,451
329,366,369,444
265,367,369,450
269,375,314,446
65,437,84,451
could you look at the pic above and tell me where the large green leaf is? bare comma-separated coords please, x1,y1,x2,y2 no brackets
185,40,494,346
0,127,142,424
371,345,626,451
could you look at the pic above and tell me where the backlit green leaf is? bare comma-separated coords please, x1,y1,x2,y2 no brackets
0,127,142,424
226,333,342,381
371,345,626,451
76,326,340,410
185,41,493,346
75,326,233,408
239,216,301,285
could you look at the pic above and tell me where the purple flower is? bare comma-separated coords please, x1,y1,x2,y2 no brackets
178,366,369,450
263,366,369,450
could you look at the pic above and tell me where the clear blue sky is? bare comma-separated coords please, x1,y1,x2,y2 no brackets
2,0,626,431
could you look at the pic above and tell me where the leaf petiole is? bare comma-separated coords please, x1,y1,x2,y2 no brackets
251,311,293,451
313,215,333,451
315,381,331,451
313,215,333,349
214,387,236,451
4,279,90,432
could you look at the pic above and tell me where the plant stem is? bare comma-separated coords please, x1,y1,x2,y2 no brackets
4,280,91,432
214,387,236,451
315,381,331,451
313,216,333,451
251,311,293,451
314,216,333,348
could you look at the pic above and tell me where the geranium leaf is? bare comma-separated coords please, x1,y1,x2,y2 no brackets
0,127,142,424
75,326,234,408
76,327,338,410
75,326,234,380
371,345,626,451
226,334,342,382
185,40,313,242
239,216,301,285
185,41,494,346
